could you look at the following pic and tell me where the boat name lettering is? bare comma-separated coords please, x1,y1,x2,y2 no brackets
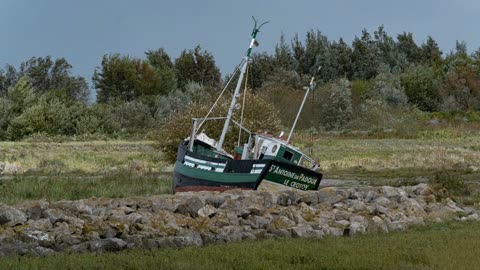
269,165,318,185
290,181,309,190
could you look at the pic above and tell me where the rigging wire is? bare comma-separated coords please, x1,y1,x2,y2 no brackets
195,58,245,134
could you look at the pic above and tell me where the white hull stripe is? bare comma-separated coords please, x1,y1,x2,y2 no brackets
197,165,212,170
184,155,226,167
184,161,195,167
183,162,224,172
185,156,265,174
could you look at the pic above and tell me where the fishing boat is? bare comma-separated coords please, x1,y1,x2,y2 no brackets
173,18,322,193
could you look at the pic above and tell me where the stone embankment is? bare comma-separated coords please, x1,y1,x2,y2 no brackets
1,184,479,256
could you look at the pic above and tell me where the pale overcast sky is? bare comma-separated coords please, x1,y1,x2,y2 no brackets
1,0,480,85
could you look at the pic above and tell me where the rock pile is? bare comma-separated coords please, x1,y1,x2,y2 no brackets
0,184,478,256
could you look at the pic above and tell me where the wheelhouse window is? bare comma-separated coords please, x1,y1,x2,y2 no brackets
283,150,293,161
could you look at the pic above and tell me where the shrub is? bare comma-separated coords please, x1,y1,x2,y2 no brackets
158,92,280,163
7,95,75,139
351,79,375,109
429,172,469,200
373,71,408,107
6,93,122,140
440,60,480,111
401,64,441,111
0,97,12,139
75,103,120,135
258,81,319,130
6,76,37,116
319,78,353,130
113,101,155,132
153,82,214,125
349,98,423,136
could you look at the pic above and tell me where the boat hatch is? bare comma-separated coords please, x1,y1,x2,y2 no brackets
276,145,302,165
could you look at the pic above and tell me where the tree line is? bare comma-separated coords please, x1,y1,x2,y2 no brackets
1,26,480,141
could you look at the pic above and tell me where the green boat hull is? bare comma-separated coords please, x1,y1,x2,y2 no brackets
173,142,322,192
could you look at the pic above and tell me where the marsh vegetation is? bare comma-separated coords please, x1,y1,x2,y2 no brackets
1,221,479,270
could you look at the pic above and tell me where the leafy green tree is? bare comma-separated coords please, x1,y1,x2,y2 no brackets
135,59,168,97
273,33,294,70
471,47,480,74
174,46,221,89
396,32,421,64
290,30,329,77
250,52,275,90
420,36,442,65
0,65,18,96
401,64,441,111
291,33,306,75
374,26,408,72
18,56,89,102
453,41,468,59
352,29,380,80
93,54,167,103
321,38,353,81
145,48,177,94
93,54,138,103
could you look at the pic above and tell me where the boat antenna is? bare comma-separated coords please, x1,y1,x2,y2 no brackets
286,65,321,144
216,17,268,152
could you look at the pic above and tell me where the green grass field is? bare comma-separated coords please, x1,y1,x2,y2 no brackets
1,221,479,270
1,133,480,204
0,173,172,205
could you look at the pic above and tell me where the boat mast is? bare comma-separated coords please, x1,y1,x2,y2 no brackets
216,17,268,152
286,67,321,144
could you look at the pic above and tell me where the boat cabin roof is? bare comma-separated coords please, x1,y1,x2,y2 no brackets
254,134,318,169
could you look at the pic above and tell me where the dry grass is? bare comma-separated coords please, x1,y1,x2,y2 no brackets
314,136,480,171
292,130,480,185
0,141,165,175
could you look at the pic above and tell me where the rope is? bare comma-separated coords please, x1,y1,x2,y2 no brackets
237,63,249,146
195,59,245,134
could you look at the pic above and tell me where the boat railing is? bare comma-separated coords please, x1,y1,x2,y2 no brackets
299,154,319,170
188,117,252,152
